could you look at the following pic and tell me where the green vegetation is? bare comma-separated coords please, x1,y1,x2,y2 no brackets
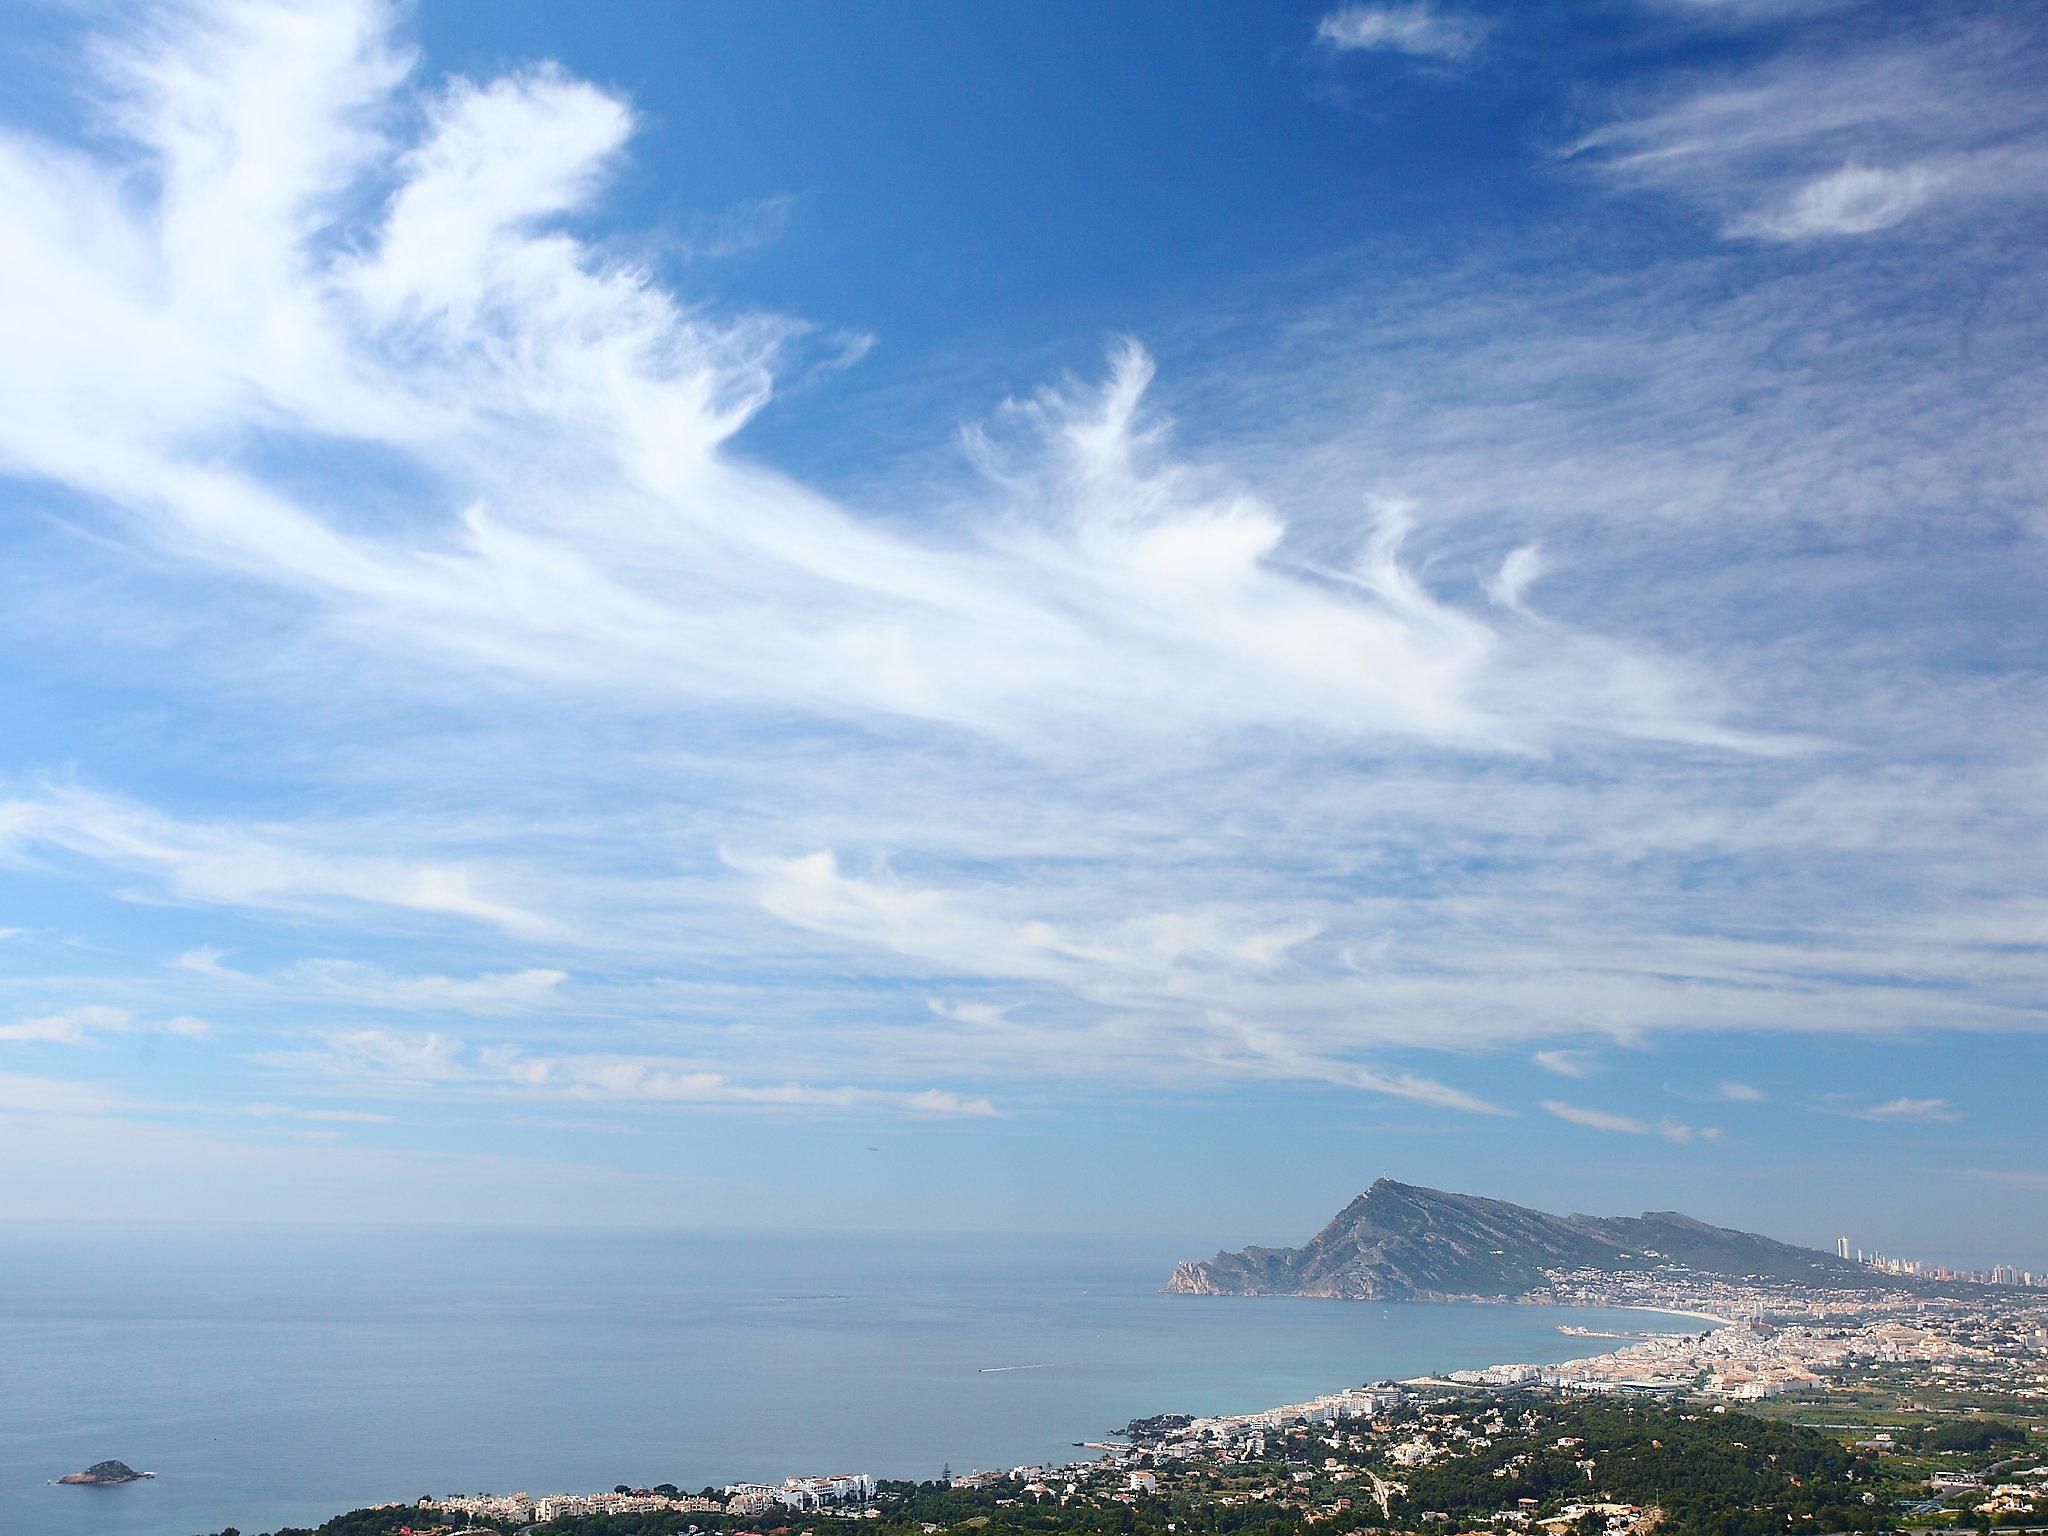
1385,1400,1879,1535
1914,1420,2029,1456
1124,1415,1195,1440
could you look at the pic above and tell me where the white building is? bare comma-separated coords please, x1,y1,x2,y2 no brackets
780,1473,877,1509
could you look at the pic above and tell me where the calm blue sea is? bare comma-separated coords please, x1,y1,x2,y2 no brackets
0,1225,1698,1536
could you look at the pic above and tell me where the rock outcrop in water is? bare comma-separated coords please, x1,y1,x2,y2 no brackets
58,1459,152,1485
1166,1178,1866,1301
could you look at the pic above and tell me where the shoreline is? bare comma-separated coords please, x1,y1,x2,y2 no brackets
1613,1302,1736,1327
418,1298,1705,1525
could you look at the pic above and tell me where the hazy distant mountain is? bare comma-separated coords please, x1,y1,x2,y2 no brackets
1165,1178,1867,1301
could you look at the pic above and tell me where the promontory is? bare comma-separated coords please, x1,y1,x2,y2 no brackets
1166,1177,1866,1302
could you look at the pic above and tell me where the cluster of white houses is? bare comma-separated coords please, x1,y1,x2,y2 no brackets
423,1490,723,1523
1145,1385,1409,1451
423,1473,875,1525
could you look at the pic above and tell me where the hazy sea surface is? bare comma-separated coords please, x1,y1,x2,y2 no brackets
0,1224,1700,1536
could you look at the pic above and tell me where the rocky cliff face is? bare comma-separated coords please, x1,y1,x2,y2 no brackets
1165,1178,1864,1301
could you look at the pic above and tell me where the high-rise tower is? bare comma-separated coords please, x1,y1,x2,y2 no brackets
1837,1236,1851,1260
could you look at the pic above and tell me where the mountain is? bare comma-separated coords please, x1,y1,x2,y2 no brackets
1165,1179,1867,1301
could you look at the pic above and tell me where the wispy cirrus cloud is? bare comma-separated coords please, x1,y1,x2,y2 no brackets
1655,1118,1724,1145
177,949,568,1013
1670,1078,1768,1103
1543,1100,1720,1144
0,0,2040,1172
737,847,1509,1113
676,192,801,261
0,1005,210,1046
1543,1099,1649,1134
0,785,555,937
0,0,1752,769
1316,3,1484,61
259,1027,1002,1118
1568,17,2048,242
1851,1096,1959,1124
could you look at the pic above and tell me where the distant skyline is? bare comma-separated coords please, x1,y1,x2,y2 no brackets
0,0,2043,1255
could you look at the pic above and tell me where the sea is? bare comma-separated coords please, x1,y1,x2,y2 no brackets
0,1224,1703,1536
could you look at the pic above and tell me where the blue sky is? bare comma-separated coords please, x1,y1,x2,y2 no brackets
0,0,2044,1263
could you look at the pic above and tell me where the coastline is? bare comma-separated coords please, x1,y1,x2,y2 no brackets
417,1298,1714,1527
1614,1302,1736,1327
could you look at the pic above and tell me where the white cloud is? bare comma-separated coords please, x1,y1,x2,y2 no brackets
738,847,1322,984
740,848,1505,1113
0,0,1786,770
0,785,555,937
179,949,568,1012
1733,162,1941,240
1316,4,1484,61
0,0,2038,1161
1532,1048,1597,1079
1569,22,2046,242
1715,1079,1766,1102
0,1005,211,1046
926,999,1016,1030
1542,1099,1649,1134
1656,1117,1722,1144
1540,1102,1718,1143
276,1027,468,1083
1854,1095,1959,1123
901,1088,1002,1119
1486,545,1547,611
1350,1068,1509,1117
262,1028,1004,1118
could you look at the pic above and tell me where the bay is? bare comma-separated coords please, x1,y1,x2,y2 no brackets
0,1223,1700,1536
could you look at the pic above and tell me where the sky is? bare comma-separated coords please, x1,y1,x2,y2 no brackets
0,0,2043,1262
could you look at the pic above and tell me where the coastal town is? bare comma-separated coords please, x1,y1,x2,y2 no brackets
362,1272,2048,1536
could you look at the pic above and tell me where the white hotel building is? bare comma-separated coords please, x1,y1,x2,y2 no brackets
727,1474,877,1511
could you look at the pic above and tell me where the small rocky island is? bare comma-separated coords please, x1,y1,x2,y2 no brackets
58,1459,152,1485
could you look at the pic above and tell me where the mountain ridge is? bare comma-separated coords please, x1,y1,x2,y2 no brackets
1165,1178,1869,1301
